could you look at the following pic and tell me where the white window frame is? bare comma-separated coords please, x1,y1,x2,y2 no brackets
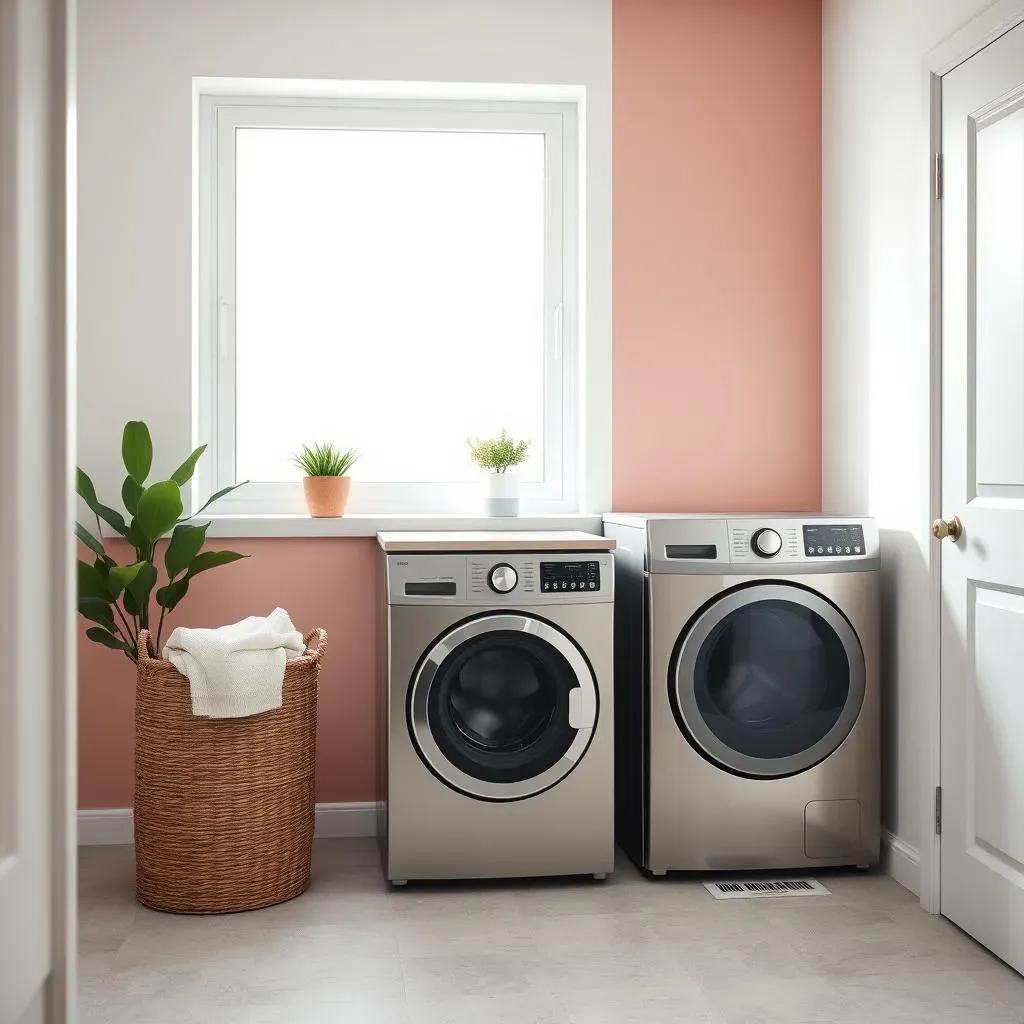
195,92,580,516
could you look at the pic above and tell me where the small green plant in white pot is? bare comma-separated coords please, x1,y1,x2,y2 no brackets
468,429,530,517
293,442,360,518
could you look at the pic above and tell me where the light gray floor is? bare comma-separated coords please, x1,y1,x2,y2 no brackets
80,839,1024,1023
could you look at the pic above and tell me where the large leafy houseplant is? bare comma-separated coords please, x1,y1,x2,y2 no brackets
77,421,248,662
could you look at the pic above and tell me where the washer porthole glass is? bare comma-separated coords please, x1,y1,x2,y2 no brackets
408,613,599,801
671,584,866,779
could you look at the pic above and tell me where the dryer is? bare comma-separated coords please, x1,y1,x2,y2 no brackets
378,531,616,883
603,514,880,875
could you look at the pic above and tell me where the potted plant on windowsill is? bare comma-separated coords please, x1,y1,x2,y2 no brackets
468,428,531,517
294,442,360,518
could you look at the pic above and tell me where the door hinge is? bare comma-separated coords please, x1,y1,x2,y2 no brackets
935,785,943,835
934,152,944,201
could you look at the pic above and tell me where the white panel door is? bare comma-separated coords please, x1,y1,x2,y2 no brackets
940,21,1024,974
0,0,74,1021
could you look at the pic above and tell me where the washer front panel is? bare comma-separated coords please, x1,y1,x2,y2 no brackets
409,613,598,800
671,583,866,778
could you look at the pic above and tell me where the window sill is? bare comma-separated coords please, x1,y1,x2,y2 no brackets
198,512,604,539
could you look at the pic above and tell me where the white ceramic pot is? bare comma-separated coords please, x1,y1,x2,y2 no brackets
484,472,519,517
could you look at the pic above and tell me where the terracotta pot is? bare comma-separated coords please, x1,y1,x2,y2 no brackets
302,476,352,518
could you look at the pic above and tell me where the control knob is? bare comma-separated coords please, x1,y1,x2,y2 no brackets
488,563,518,593
751,528,783,558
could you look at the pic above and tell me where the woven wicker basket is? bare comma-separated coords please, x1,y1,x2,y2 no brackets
134,627,326,914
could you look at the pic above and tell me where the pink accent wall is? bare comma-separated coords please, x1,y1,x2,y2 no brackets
78,539,378,808
612,0,822,512
79,0,822,808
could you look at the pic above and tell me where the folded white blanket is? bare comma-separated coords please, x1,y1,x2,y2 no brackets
163,608,306,719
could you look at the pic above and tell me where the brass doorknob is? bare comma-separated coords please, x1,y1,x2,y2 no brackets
932,515,963,541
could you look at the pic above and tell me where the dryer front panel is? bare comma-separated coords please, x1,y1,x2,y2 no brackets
408,612,598,801
670,582,866,779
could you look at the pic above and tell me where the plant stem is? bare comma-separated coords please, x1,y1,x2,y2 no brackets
112,601,137,649
155,604,168,653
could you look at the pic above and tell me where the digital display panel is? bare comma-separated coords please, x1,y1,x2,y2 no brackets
802,525,866,557
540,560,601,592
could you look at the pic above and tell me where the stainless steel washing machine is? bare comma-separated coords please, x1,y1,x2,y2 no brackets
377,531,616,883
602,514,880,874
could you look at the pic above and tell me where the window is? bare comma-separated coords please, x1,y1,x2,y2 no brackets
197,93,580,515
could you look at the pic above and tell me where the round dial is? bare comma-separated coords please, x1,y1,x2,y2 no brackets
751,528,783,558
488,563,519,594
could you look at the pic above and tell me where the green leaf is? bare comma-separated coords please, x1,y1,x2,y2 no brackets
164,523,208,580
96,503,129,537
122,421,153,484
155,578,189,611
134,480,183,542
122,476,143,516
93,556,113,580
77,560,108,600
79,596,116,631
85,626,132,653
187,481,248,519
76,467,98,507
125,562,157,614
75,522,106,559
171,445,207,487
77,466,131,536
123,587,141,617
107,561,147,599
185,549,248,579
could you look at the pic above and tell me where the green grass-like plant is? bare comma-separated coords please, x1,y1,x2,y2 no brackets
467,429,530,474
292,442,360,477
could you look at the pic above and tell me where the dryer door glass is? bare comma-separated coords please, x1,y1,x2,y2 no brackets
409,614,598,800
672,583,866,778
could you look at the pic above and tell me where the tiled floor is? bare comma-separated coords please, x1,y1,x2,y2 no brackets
80,840,1024,1023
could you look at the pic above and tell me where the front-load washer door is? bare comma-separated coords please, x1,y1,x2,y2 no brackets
670,582,865,779
408,612,599,801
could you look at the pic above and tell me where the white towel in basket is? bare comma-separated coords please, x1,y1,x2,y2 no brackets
163,608,306,718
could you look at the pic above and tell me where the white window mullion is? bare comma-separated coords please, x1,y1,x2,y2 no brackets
542,116,565,504
214,111,239,498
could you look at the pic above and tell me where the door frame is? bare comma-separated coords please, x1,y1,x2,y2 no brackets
922,0,1024,917
0,0,77,1018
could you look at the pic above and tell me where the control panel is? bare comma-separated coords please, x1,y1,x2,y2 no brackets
387,553,613,604
802,524,865,558
540,560,601,593
629,515,880,574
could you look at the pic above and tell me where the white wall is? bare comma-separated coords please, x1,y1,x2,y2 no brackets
822,0,1006,894
77,0,611,507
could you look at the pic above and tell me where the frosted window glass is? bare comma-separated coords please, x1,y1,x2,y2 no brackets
234,128,546,483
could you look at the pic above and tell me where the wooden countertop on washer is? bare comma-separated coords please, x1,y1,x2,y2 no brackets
376,530,615,552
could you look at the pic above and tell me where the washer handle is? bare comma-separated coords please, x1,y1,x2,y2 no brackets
568,685,597,729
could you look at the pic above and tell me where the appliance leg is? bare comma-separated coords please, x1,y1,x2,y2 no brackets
856,864,870,870
651,869,667,877
390,879,408,888
592,872,607,881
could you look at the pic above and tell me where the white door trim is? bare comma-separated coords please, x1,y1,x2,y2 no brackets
922,0,1024,917
53,1,77,1018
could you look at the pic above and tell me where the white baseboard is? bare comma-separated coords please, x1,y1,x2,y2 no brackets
78,801,378,846
78,808,135,846
882,829,921,896
312,801,378,839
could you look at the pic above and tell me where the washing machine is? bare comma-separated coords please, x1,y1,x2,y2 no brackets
377,531,616,883
602,514,880,874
